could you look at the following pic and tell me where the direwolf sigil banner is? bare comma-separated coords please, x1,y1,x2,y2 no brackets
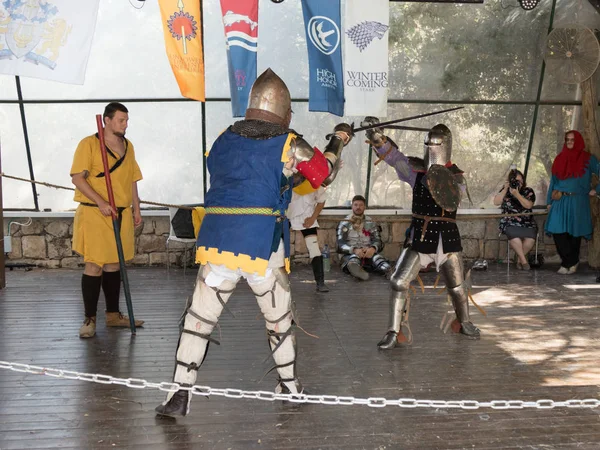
301,0,344,117
344,0,389,117
220,0,258,117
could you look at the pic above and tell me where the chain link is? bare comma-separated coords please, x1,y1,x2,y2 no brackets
2,360,600,410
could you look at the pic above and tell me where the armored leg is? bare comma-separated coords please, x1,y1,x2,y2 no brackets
440,253,480,338
155,265,238,417
342,254,369,281
378,248,421,349
371,253,392,276
250,268,303,394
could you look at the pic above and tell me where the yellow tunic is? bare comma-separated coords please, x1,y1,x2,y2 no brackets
70,134,143,266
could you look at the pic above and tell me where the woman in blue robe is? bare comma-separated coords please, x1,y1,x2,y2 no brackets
545,130,600,274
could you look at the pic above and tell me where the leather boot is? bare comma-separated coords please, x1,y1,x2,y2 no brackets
155,389,190,417
106,311,145,327
79,316,96,338
347,261,369,281
311,256,329,292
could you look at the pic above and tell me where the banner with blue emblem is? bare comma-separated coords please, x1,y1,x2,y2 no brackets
220,0,259,117
301,0,344,117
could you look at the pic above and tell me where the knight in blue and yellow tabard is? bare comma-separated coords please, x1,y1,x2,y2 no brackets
156,69,353,418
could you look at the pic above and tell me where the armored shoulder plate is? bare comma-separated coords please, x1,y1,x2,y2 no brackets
408,156,426,172
338,220,351,233
292,136,315,162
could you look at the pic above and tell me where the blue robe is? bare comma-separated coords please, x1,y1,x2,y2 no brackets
545,155,600,239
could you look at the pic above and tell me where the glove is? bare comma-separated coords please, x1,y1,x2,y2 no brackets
361,116,385,146
325,123,353,146
360,116,380,128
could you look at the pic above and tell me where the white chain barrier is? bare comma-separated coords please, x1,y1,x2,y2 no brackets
2,360,600,410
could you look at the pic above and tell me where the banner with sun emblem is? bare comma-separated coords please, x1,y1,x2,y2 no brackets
0,0,100,85
301,0,344,117
220,0,258,117
159,0,205,102
344,0,389,117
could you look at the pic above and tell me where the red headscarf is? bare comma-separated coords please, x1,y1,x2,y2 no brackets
551,130,590,180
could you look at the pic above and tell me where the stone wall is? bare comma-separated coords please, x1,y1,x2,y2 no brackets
4,213,572,268
291,213,567,266
3,216,195,269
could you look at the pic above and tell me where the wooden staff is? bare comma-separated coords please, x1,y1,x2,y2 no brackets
96,115,137,334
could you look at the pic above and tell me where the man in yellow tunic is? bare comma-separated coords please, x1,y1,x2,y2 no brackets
70,102,144,338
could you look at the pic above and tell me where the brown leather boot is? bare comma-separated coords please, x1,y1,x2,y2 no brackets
105,312,144,327
79,316,96,338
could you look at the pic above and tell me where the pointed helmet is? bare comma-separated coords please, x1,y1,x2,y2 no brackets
245,68,292,127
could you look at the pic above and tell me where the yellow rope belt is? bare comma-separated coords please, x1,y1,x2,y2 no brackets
204,207,282,216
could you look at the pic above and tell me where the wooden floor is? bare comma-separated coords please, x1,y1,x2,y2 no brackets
2,262,600,449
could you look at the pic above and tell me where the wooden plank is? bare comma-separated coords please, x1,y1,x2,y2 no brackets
2,265,600,449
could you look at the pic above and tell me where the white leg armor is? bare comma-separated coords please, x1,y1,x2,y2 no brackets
156,241,303,418
173,264,238,386
156,265,238,417
249,268,303,394
378,248,421,349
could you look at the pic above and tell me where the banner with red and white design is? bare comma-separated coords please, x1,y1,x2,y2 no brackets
220,0,258,117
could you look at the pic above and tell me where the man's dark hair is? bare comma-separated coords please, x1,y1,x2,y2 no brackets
103,102,128,120
352,195,366,204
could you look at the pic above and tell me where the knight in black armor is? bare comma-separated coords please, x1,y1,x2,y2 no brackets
362,119,480,349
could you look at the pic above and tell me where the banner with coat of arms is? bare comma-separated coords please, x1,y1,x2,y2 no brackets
0,0,100,85
220,0,258,117
159,0,205,102
344,0,390,117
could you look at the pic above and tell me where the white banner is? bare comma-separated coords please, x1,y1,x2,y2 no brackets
343,0,389,117
0,0,100,85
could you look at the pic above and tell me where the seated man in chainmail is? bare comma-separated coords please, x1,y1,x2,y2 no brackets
359,117,480,349
337,195,391,281
155,69,353,417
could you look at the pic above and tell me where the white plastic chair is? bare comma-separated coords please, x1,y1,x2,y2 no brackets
166,207,197,275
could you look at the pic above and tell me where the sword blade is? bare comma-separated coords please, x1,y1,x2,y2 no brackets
383,125,432,132
353,106,463,133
